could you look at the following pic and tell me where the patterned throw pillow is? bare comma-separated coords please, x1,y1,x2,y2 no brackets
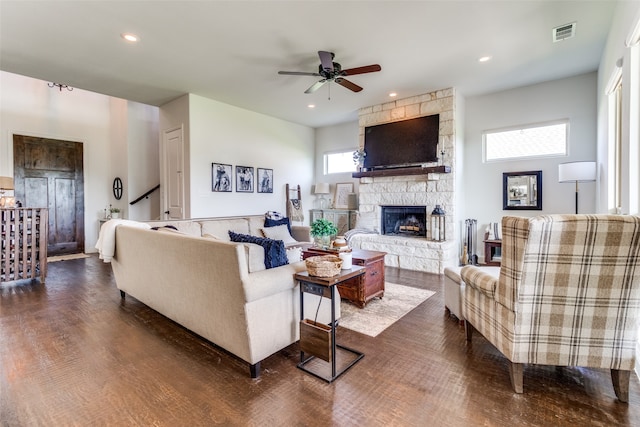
228,231,288,269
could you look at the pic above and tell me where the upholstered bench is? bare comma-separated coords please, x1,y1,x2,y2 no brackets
444,265,500,324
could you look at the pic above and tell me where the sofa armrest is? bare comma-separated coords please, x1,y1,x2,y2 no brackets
241,262,308,303
461,266,498,299
291,225,312,242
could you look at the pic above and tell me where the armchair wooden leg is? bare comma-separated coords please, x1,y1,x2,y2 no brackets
464,320,473,342
508,362,524,393
611,369,630,403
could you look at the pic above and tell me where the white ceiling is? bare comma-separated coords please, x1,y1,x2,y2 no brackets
0,1,618,128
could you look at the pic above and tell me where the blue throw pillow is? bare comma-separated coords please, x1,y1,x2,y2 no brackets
228,231,288,269
264,217,291,234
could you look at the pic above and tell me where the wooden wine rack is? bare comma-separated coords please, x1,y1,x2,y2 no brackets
1,208,48,284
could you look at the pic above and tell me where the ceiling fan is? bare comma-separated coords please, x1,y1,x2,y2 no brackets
278,51,381,94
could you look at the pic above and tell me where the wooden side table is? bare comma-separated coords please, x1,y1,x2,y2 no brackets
484,239,502,266
295,267,365,382
302,248,386,308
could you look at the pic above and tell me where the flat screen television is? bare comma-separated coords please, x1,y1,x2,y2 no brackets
363,114,440,170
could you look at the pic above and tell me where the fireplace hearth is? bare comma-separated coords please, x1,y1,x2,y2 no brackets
381,206,427,237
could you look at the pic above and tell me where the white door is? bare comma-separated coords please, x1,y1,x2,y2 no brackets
163,127,184,219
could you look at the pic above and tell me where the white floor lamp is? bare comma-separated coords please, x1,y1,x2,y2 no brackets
558,161,596,214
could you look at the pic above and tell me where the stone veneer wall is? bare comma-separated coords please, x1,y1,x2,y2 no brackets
351,88,458,274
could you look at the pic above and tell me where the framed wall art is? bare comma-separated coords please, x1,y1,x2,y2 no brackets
257,168,273,193
235,166,254,193
334,182,354,209
212,163,232,192
503,170,542,210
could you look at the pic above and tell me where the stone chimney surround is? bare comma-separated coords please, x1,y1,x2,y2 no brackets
348,88,458,274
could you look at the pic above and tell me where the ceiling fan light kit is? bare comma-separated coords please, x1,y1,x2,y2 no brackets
279,51,381,95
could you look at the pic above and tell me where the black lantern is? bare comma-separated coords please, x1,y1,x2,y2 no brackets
430,205,446,242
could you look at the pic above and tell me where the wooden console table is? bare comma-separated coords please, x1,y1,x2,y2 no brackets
309,209,357,236
302,248,386,308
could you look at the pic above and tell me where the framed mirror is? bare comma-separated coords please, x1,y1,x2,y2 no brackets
503,170,542,210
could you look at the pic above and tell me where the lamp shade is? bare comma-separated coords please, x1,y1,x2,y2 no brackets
315,183,330,194
0,176,14,190
558,161,596,183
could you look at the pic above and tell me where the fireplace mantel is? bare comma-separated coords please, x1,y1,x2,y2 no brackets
352,165,450,178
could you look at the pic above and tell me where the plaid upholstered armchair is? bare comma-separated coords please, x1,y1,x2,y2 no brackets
461,215,640,402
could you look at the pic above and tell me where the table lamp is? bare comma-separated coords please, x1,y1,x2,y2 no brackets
558,161,596,214
315,183,330,209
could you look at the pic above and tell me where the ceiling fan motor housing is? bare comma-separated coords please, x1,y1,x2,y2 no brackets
318,62,342,78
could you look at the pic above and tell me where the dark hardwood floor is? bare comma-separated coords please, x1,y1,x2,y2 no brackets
1,255,638,426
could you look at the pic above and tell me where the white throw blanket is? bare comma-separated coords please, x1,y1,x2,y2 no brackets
95,219,151,262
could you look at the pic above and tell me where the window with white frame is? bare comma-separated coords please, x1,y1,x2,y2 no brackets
606,66,623,213
628,35,640,214
484,121,568,162
324,150,357,174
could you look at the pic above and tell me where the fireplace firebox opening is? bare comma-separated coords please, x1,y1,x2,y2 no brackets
381,205,427,237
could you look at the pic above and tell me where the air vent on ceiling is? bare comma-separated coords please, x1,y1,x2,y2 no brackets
553,22,576,42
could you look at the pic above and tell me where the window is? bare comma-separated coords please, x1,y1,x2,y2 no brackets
324,150,356,174
484,121,568,162
606,66,623,212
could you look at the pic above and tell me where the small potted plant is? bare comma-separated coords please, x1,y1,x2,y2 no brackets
310,218,338,249
110,207,121,219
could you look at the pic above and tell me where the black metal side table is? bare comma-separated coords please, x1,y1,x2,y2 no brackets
295,267,366,382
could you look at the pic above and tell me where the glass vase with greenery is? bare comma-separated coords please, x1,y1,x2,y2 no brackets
310,218,338,248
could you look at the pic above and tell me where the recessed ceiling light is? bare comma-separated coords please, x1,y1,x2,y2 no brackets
389,92,397,97
478,56,492,63
307,104,315,109
121,33,139,42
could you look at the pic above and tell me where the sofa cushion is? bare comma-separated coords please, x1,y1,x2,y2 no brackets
247,216,266,236
147,221,201,236
241,243,267,273
228,231,288,269
261,224,297,245
264,217,292,234
201,218,250,241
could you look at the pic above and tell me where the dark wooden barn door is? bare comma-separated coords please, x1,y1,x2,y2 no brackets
13,135,85,256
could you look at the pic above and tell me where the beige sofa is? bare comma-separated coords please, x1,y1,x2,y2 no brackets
109,215,339,378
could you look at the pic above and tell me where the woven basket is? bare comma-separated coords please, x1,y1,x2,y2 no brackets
305,255,343,277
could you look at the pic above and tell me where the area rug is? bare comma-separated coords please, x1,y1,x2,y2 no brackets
47,253,90,262
339,283,435,337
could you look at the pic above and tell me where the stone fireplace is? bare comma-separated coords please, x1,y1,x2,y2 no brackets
347,88,459,274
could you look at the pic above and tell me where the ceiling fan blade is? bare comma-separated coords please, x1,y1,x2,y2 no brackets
304,80,327,94
341,64,382,76
278,71,321,76
335,78,363,92
318,51,335,72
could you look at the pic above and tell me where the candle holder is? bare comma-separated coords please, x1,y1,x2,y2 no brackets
430,205,446,242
